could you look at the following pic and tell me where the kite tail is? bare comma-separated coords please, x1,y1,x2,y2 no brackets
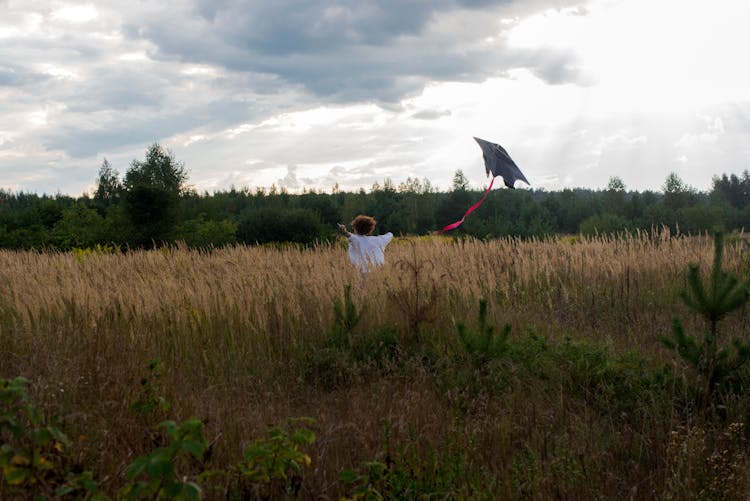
439,177,495,233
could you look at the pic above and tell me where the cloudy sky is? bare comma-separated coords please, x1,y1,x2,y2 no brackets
2,0,749,196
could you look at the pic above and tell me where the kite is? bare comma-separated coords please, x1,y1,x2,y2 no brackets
440,137,530,233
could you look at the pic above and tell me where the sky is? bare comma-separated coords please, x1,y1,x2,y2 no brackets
1,0,749,196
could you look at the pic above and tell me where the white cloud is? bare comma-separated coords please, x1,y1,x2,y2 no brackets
675,116,726,149
51,4,99,24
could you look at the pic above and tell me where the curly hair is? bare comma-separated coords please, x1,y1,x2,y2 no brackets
351,215,376,235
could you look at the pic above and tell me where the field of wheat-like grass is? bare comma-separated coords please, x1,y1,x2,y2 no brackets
1,231,749,499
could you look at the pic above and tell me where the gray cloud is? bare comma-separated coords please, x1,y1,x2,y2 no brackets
0,65,47,87
526,57,593,86
277,164,317,189
0,154,98,196
411,109,452,120
122,0,588,103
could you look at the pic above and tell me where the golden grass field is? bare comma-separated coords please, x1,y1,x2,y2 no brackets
1,230,749,498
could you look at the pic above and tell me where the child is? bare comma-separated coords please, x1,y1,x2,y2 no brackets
338,215,393,272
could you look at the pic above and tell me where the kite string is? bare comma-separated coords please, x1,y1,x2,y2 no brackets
439,177,495,233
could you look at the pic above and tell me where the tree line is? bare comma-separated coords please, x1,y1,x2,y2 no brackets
1,143,750,250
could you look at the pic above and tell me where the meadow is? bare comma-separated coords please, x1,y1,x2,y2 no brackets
1,230,749,499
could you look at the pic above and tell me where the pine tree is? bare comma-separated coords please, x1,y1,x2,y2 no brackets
661,231,750,410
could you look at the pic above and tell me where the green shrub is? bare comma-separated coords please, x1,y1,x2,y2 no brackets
554,338,673,416
172,215,237,248
339,436,489,500
119,419,207,501
455,298,511,364
227,418,316,500
308,287,399,388
131,358,171,418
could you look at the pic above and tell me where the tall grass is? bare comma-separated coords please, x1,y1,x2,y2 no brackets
0,230,736,357
1,229,748,498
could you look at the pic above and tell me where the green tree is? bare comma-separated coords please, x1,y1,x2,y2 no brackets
451,170,470,192
436,171,475,233
368,181,405,233
123,144,189,247
297,192,340,226
710,171,750,209
606,176,626,192
675,205,725,234
541,189,599,234
662,172,697,211
602,176,627,216
51,204,106,249
661,232,750,409
94,158,122,212
124,144,188,195
579,213,629,236
173,215,237,248
36,197,65,229
237,207,328,244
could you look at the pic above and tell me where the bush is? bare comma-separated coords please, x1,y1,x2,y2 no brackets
173,215,237,248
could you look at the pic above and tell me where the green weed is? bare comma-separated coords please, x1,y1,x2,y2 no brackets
227,418,316,500
339,434,489,500
308,289,399,388
119,418,207,501
131,358,170,418
0,376,104,499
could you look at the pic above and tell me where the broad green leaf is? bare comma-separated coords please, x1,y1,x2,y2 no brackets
181,440,205,458
5,465,30,485
125,456,149,479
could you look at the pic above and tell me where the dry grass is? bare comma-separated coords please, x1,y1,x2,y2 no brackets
1,230,749,498
1,230,742,357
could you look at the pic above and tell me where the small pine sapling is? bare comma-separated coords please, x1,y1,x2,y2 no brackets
456,298,511,364
331,284,365,347
661,231,750,409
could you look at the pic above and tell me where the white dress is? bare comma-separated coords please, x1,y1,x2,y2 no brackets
347,232,394,272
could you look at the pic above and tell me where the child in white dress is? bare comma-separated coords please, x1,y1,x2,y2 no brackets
338,215,393,272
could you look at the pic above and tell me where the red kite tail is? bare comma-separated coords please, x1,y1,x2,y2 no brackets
439,177,495,233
